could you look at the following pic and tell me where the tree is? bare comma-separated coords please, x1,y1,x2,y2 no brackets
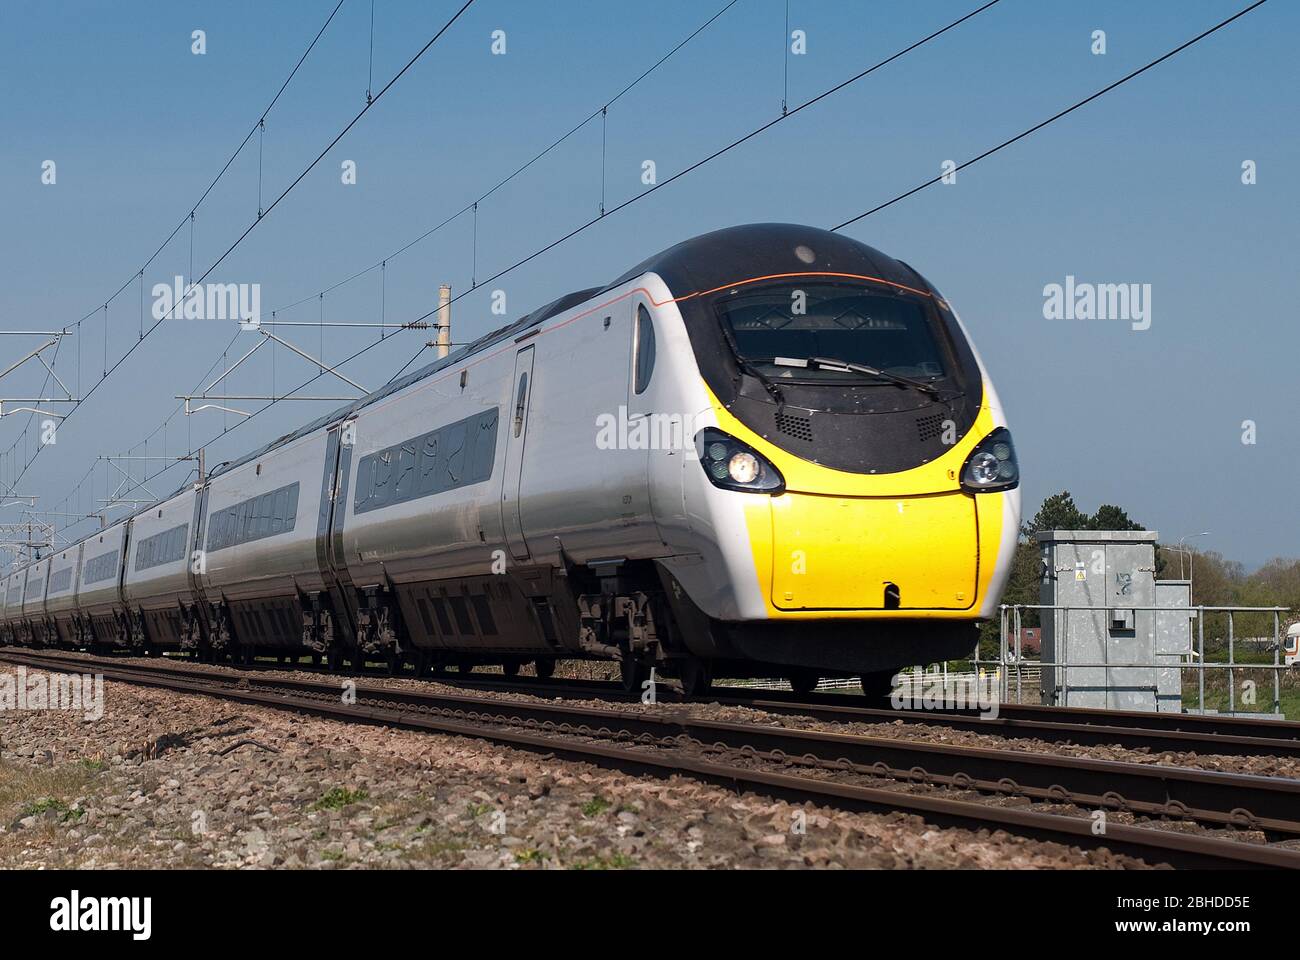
1087,504,1143,531
1022,491,1087,536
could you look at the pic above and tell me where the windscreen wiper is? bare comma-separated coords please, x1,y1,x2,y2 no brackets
741,358,786,407
718,327,785,407
772,355,943,398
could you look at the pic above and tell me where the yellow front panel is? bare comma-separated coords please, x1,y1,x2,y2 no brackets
769,492,979,611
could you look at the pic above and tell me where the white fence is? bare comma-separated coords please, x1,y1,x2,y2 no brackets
721,664,1038,695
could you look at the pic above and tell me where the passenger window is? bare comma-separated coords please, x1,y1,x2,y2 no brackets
417,433,440,495
354,457,374,511
271,489,287,533
374,451,393,507
394,444,418,501
443,422,468,484
257,495,271,537
634,304,655,394
513,373,528,437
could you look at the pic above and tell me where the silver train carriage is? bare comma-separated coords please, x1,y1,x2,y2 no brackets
0,224,1021,696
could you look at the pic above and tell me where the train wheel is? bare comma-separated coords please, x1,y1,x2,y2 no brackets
619,656,648,695
533,658,555,680
351,651,368,672
788,670,819,697
679,658,713,699
385,650,402,677
501,660,520,678
459,663,475,676
859,670,895,702
327,646,343,672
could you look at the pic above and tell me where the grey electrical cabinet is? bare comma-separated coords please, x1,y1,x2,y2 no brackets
1154,580,1193,713
1036,530,1178,711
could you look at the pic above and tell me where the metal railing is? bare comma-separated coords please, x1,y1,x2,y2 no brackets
982,603,1293,716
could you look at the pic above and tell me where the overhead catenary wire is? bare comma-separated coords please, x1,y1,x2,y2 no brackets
8,0,477,500
48,328,244,544
261,0,745,321
2,0,350,498
832,0,1270,231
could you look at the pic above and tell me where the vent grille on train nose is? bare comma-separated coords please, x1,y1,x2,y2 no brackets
775,411,813,442
916,413,945,442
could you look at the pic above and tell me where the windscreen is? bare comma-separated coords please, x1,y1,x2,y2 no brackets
714,282,947,381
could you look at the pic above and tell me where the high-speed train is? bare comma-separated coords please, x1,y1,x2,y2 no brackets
0,224,1020,697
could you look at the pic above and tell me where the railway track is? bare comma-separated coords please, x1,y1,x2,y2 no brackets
429,672,1300,759
5,649,1300,869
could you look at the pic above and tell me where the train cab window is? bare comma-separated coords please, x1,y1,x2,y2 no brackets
513,373,528,437
634,304,656,394
714,282,946,382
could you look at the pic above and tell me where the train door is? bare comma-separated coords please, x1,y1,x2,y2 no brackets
315,419,358,645
501,346,536,561
622,299,665,549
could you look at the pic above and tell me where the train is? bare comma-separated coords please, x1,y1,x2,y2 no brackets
0,223,1021,698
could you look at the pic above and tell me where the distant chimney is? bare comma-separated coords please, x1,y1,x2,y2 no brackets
436,284,451,360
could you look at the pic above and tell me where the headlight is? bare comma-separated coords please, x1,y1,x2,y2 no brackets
728,452,759,483
960,427,1019,492
695,428,785,494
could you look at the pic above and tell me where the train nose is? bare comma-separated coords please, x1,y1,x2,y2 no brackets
768,492,979,610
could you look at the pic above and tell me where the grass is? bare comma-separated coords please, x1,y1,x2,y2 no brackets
18,797,85,823
310,786,369,811
569,851,635,870
1179,663,1300,719
0,761,97,821
581,796,611,817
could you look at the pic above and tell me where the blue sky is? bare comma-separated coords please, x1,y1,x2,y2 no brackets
0,0,1295,567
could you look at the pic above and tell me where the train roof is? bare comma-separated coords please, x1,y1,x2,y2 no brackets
603,222,926,299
